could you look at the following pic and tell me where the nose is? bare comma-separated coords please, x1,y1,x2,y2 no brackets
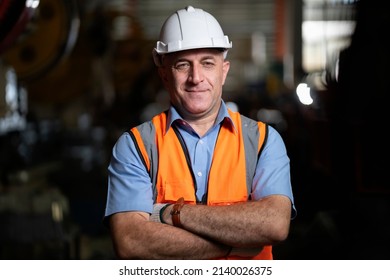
188,63,203,84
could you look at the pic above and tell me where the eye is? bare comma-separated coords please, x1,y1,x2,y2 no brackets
173,62,190,72
202,60,215,69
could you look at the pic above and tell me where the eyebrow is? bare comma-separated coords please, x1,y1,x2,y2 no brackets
173,55,218,63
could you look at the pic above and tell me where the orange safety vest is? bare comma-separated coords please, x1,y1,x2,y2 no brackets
130,109,272,259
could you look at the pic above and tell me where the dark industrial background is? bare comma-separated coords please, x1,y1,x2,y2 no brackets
0,0,389,259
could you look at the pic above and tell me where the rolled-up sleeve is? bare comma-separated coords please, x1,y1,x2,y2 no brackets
104,132,154,219
252,126,297,219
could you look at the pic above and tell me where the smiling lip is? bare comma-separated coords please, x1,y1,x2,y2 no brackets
186,88,208,93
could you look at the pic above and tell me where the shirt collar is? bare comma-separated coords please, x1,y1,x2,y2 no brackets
165,100,237,135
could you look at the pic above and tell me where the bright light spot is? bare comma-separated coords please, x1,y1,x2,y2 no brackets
26,0,40,9
296,83,313,105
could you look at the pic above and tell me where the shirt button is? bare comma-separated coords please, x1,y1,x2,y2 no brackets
199,140,204,144
197,171,202,177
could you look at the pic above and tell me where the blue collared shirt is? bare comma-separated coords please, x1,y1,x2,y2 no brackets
105,101,296,218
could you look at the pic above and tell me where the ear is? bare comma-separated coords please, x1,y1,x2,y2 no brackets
222,60,230,85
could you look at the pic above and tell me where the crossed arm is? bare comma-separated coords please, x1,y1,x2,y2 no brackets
108,194,292,259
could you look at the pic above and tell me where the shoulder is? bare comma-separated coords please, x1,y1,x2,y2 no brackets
112,132,135,155
262,125,288,155
267,125,284,143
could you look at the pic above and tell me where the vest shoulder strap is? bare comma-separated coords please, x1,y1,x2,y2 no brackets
240,114,268,197
129,120,159,200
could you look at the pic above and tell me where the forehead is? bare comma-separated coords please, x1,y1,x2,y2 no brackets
164,48,224,62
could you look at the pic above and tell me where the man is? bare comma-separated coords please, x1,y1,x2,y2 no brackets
104,6,296,260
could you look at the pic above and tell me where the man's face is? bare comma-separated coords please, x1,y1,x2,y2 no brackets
159,48,230,120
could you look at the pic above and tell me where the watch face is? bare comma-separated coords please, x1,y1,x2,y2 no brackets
1,0,79,82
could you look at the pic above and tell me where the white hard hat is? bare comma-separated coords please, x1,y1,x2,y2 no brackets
153,6,232,66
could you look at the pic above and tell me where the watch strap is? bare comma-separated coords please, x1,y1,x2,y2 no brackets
171,197,185,228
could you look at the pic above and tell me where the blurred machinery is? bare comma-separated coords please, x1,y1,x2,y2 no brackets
0,0,81,259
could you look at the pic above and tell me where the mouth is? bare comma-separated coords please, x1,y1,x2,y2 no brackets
186,88,208,93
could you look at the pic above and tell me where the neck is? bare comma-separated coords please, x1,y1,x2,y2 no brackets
186,113,217,137
174,101,222,137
